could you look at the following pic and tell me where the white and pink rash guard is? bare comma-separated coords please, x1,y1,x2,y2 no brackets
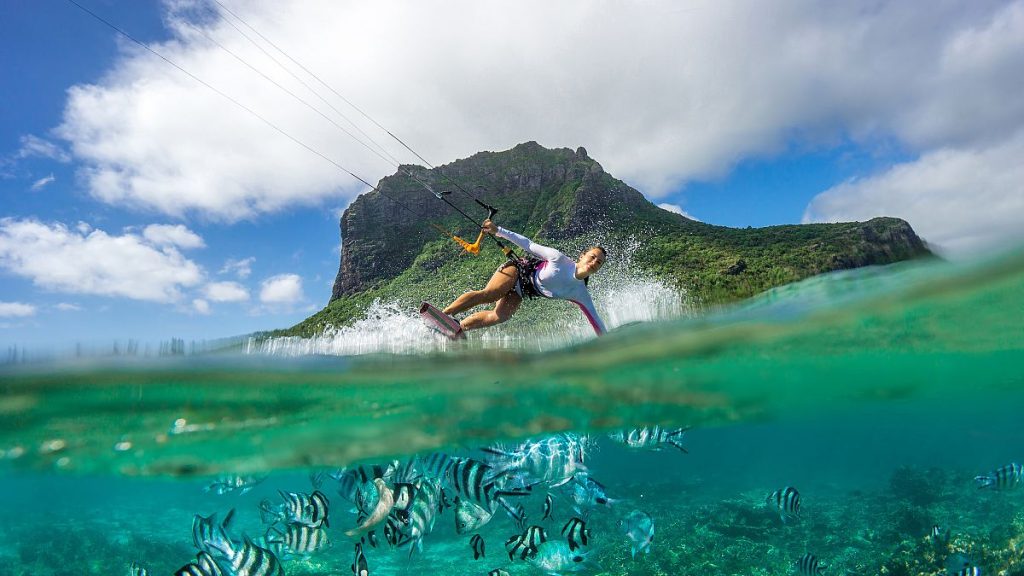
495,226,607,336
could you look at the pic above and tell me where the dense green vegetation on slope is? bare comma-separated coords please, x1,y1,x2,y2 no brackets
277,143,930,337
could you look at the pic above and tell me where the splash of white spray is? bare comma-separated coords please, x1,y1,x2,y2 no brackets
249,301,451,356
251,237,693,356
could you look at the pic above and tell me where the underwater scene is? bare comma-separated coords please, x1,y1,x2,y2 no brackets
2,249,1024,576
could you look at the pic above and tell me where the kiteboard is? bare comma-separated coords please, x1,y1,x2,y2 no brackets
419,302,465,340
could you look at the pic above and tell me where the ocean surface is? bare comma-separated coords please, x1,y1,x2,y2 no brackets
2,249,1023,576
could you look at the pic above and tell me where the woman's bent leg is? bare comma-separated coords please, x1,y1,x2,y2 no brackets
461,293,523,331
443,264,517,316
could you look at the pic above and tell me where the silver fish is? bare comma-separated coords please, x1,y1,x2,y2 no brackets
129,561,149,576
975,462,1022,490
568,475,615,513
455,497,494,534
483,433,590,487
526,540,592,574
487,570,510,576
609,425,689,452
621,509,654,558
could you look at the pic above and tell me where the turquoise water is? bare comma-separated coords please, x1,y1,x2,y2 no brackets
2,250,1024,575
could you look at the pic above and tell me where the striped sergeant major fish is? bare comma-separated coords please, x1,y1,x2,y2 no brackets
542,493,554,521
929,523,951,550
975,462,1023,490
447,457,531,514
488,570,510,576
766,486,801,523
309,469,339,490
205,533,284,576
351,542,369,576
420,452,459,480
511,503,527,532
483,433,590,488
796,553,826,575
608,426,690,453
955,568,981,576
359,531,378,549
392,482,417,517
129,561,148,576
386,476,442,556
260,490,330,528
265,523,330,557
470,533,485,559
562,517,591,552
505,525,547,561
439,487,452,511
173,551,225,576
192,509,236,556
250,536,288,566
336,462,398,504
204,474,266,496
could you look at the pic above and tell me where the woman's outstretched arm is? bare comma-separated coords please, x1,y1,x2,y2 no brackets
493,226,564,261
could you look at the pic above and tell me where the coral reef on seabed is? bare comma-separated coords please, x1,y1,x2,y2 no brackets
2,466,1022,575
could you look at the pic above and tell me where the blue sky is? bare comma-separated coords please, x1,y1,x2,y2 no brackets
2,0,1022,349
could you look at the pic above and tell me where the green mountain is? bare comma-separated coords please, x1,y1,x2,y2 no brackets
282,142,931,337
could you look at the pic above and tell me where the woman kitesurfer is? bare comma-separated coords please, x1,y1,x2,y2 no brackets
442,219,607,335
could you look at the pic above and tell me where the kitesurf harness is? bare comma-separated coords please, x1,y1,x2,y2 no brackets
509,255,545,299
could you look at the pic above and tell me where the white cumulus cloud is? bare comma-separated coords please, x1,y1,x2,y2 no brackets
803,131,1024,256
54,1,1023,207
17,135,71,163
657,203,701,222
0,302,36,318
193,298,211,315
142,223,206,249
30,174,56,191
0,218,204,302
220,256,255,279
203,281,249,302
259,274,304,305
